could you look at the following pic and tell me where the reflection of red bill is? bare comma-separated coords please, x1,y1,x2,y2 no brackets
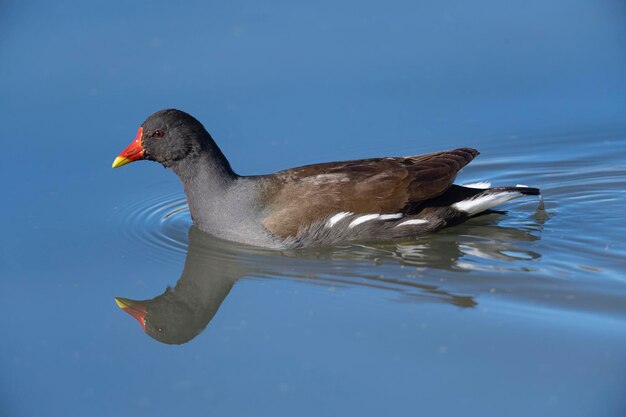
112,127,144,168
114,297,147,331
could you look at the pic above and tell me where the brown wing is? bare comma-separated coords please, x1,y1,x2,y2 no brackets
260,147,479,237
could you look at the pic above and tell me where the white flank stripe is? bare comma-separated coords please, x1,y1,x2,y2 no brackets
326,211,353,228
394,219,428,227
462,181,491,189
516,184,528,188
348,214,380,228
453,192,520,215
379,213,403,221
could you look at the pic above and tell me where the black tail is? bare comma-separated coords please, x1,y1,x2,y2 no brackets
485,186,540,196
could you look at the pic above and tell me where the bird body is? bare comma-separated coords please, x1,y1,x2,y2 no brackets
113,109,539,248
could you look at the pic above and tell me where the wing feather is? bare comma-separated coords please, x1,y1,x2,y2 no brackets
261,147,479,237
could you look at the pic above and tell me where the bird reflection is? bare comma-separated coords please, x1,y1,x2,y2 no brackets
115,227,241,344
115,211,545,344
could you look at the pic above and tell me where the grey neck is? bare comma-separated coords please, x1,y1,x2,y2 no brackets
170,150,238,228
169,151,279,247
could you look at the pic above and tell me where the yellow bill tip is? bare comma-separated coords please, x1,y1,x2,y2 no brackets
114,297,129,309
112,156,131,168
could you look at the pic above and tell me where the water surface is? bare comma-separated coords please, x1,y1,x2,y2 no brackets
2,1,626,416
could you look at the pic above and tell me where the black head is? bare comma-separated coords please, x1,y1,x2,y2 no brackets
112,109,230,170
141,109,208,167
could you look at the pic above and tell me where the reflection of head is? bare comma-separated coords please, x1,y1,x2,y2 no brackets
115,227,241,344
115,289,207,344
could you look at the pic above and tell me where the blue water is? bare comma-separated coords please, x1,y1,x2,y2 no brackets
2,1,626,416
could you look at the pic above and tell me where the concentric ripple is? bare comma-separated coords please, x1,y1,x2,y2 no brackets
117,191,191,263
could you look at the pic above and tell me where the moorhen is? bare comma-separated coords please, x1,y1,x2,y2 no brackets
112,109,539,248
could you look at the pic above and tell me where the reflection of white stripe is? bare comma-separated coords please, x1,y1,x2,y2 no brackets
326,212,352,228
463,181,491,189
394,219,428,227
349,214,380,228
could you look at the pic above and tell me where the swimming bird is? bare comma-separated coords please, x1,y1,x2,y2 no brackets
112,109,539,248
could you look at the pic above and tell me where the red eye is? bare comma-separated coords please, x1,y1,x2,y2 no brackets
153,129,165,138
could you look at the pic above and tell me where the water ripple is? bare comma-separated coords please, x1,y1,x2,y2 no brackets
117,192,191,262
